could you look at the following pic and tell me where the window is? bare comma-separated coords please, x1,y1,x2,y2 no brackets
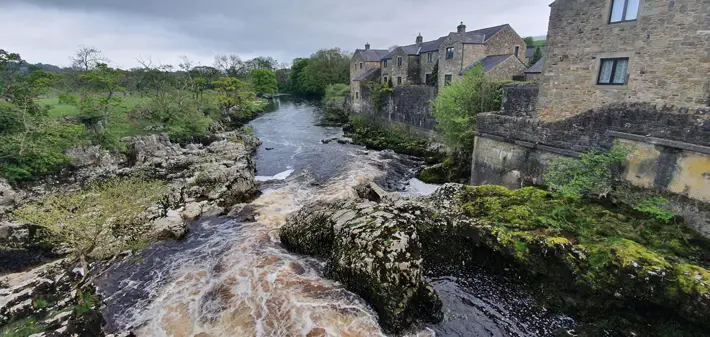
446,47,454,60
514,46,520,57
427,52,433,63
356,92,359,99
609,0,640,23
444,74,453,86
383,76,388,83
425,73,431,84
397,57,403,67
397,77,402,85
359,62,363,69
597,58,629,85
384,60,388,68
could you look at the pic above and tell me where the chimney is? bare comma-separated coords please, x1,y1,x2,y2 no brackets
457,21,466,33
416,33,423,44
365,42,371,51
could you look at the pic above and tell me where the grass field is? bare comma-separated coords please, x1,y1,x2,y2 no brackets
39,96,150,119
532,40,546,47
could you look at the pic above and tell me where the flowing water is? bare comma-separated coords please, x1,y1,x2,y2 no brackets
97,97,574,337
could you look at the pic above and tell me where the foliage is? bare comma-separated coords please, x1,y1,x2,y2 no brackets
427,61,438,87
530,47,543,66
213,76,250,111
523,36,535,46
248,68,278,96
544,142,631,199
14,177,167,263
431,65,505,152
345,116,433,157
287,48,351,97
0,104,87,183
321,83,350,125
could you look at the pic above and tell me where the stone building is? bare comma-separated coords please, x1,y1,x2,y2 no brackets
438,23,528,89
524,57,544,82
380,35,447,87
537,0,710,121
350,43,389,112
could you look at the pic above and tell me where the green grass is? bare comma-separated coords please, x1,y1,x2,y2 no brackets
532,40,546,47
39,96,150,119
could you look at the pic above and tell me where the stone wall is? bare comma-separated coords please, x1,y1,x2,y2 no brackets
537,0,710,121
484,25,528,63
500,84,539,117
472,102,710,236
485,56,527,82
356,85,438,135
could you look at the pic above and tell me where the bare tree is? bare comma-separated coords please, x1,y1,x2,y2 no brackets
213,54,244,77
71,46,108,72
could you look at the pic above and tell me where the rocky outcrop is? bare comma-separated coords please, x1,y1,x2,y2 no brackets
281,188,442,333
282,183,710,335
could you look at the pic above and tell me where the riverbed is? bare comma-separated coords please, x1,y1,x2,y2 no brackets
97,97,573,336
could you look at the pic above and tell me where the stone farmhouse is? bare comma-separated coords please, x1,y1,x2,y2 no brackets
350,22,530,112
473,0,710,235
537,0,710,121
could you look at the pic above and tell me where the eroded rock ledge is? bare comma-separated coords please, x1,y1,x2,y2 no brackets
281,183,710,335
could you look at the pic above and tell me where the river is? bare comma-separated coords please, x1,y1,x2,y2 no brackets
97,97,573,337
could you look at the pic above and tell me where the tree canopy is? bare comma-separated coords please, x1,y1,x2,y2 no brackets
248,68,278,96
287,48,351,97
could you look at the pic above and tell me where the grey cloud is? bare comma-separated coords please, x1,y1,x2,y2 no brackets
1,0,551,67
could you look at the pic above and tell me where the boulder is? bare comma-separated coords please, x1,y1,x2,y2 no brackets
151,213,188,240
354,182,390,202
0,179,16,214
181,202,203,221
282,199,443,333
227,204,257,222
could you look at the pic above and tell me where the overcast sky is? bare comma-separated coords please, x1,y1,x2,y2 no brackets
0,0,551,69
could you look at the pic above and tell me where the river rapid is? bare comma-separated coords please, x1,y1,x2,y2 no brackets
96,97,573,337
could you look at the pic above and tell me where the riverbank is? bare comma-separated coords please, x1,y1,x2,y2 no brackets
1,123,263,336
281,183,710,336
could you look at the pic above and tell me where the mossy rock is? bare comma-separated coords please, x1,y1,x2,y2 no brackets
417,163,448,184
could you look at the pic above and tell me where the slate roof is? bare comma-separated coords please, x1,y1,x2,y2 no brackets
525,57,544,73
353,67,381,81
355,49,390,62
460,54,519,75
526,46,537,58
447,24,509,45
419,36,448,53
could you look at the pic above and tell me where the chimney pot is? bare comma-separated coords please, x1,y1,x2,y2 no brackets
365,42,370,51
457,21,466,33
416,33,423,44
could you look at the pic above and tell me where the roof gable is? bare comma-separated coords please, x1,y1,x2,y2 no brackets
460,54,523,75
445,24,511,45
525,57,545,73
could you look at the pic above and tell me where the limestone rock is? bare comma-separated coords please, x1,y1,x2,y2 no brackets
181,202,203,221
282,198,443,333
151,214,188,241
227,204,257,222
0,178,16,214
354,181,390,202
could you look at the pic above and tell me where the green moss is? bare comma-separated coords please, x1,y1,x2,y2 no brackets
417,164,448,184
674,264,710,296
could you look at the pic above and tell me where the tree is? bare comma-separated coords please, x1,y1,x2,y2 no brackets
431,64,504,152
523,36,535,47
75,63,125,148
289,48,350,97
427,61,439,87
214,54,244,78
213,77,249,111
248,68,278,96
530,47,543,66
71,47,107,72
15,177,167,274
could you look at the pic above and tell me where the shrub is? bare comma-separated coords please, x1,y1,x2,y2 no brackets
544,142,631,199
14,177,167,265
0,103,88,184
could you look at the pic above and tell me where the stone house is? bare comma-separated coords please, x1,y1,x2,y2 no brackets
524,57,544,82
380,35,447,87
350,43,389,112
437,23,529,89
537,0,710,121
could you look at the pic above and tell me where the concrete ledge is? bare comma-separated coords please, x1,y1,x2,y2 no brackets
608,131,710,156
